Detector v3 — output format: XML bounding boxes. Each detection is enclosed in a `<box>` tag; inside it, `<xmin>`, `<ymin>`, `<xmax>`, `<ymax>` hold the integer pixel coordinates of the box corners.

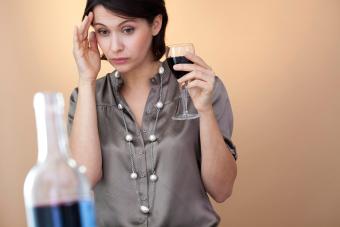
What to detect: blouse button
<box><xmin>139</xmin><ymin>171</ymin><xmax>146</xmax><ymax>177</ymax></box>
<box><xmin>139</xmin><ymin>193</ymin><xmax>147</xmax><ymax>201</ymax></box>
<box><xmin>138</xmin><ymin>217</ymin><xmax>146</xmax><ymax>224</ymax></box>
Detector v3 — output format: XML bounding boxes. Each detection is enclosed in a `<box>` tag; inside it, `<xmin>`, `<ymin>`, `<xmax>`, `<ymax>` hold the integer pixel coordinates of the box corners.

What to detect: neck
<box><xmin>121</xmin><ymin>55</ymin><xmax>160</xmax><ymax>91</ymax></box>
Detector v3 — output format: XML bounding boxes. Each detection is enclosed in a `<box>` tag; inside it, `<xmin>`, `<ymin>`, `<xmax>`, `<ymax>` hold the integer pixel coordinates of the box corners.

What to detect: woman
<box><xmin>68</xmin><ymin>0</ymin><xmax>238</xmax><ymax>226</ymax></box>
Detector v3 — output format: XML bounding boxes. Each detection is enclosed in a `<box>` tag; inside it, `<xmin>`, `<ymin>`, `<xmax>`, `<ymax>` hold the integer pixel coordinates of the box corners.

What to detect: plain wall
<box><xmin>1</xmin><ymin>0</ymin><xmax>339</xmax><ymax>226</ymax></box>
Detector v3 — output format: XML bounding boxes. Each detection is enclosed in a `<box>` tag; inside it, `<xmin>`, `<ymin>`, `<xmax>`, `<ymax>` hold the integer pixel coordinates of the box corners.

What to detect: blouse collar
<box><xmin>111</xmin><ymin>61</ymin><xmax>171</xmax><ymax>90</ymax></box>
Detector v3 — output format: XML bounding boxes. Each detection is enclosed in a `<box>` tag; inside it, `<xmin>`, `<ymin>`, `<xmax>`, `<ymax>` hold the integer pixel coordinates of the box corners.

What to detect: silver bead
<box><xmin>158</xmin><ymin>66</ymin><xmax>165</xmax><ymax>74</ymax></box>
<box><xmin>130</xmin><ymin>172</ymin><xmax>138</xmax><ymax>179</ymax></box>
<box><xmin>140</xmin><ymin>205</ymin><xmax>150</xmax><ymax>214</ymax></box>
<box><xmin>67</xmin><ymin>159</ymin><xmax>77</xmax><ymax>168</ymax></box>
<box><xmin>125</xmin><ymin>134</ymin><xmax>133</xmax><ymax>142</ymax></box>
<box><xmin>150</xmin><ymin>174</ymin><xmax>158</xmax><ymax>182</ymax></box>
<box><xmin>156</xmin><ymin>101</ymin><xmax>163</xmax><ymax>109</ymax></box>
<box><xmin>114</xmin><ymin>71</ymin><xmax>120</xmax><ymax>78</ymax></box>
<box><xmin>78</xmin><ymin>165</ymin><xmax>87</xmax><ymax>174</ymax></box>
<box><xmin>149</xmin><ymin>134</ymin><xmax>156</xmax><ymax>142</ymax></box>
<box><xmin>118</xmin><ymin>103</ymin><xmax>123</xmax><ymax>110</ymax></box>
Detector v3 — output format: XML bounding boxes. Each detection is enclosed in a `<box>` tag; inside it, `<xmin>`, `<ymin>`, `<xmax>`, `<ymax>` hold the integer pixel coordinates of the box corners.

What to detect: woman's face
<box><xmin>92</xmin><ymin>5</ymin><xmax>162</xmax><ymax>73</ymax></box>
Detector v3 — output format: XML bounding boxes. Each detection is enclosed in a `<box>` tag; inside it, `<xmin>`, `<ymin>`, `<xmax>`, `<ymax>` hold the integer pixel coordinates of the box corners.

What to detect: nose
<box><xmin>109</xmin><ymin>34</ymin><xmax>124</xmax><ymax>53</ymax></box>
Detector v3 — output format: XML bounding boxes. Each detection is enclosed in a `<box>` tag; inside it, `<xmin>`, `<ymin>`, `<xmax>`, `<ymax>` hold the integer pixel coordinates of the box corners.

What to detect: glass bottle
<box><xmin>23</xmin><ymin>92</ymin><xmax>96</xmax><ymax>227</ymax></box>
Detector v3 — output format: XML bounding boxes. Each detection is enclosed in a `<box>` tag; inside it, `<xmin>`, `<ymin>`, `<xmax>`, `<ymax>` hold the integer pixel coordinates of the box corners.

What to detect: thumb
<box><xmin>89</xmin><ymin>31</ymin><xmax>99</xmax><ymax>54</ymax></box>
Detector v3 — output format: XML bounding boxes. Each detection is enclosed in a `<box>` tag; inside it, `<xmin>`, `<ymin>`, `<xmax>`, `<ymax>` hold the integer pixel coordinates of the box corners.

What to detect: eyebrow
<box><xmin>93</xmin><ymin>19</ymin><xmax>137</xmax><ymax>27</ymax></box>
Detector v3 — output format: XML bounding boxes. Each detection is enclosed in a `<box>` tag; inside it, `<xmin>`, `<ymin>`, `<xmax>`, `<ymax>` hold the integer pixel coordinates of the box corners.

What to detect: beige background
<box><xmin>1</xmin><ymin>0</ymin><xmax>339</xmax><ymax>226</ymax></box>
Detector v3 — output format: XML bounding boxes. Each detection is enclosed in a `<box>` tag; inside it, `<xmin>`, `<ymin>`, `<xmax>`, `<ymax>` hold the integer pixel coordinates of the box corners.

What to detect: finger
<box><xmin>75</xmin><ymin>24</ymin><xmax>87</xmax><ymax>50</ymax></box>
<box><xmin>73</xmin><ymin>25</ymin><xmax>81</xmax><ymax>50</ymax></box>
<box><xmin>179</xmin><ymin>70</ymin><xmax>216</xmax><ymax>88</ymax></box>
<box><xmin>184</xmin><ymin>52</ymin><xmax>211</xmax><ymax>69</ymax></box>
<box><xmin>177</xmin><ymin>70</ymin><xmax>209</xmax><ymax>84</ymax></box>
<box><xmin>82</xmin><ymin>12</ymin><xmax>94</xmax><ymax>40</ymax></box>
<box><xmin>89</xmin><ymin>31</ymin><xmax>99</xmax><ymax>54</ymax></box>
<box><xmin>175</xmin><ymin>65</ymin><xmax>214</xmax><ymax>82</ymax></box>
<box><xmin>187</xmin><ymin>79</ymin><xmax>210</xmax><ymax>90</ymax></box>
<box><xmin>73</xmin><ymin>25</ymin><xmax>88</xmax><ymax>57</ymax></box>
<box><xmin>73</xmin><ymin>25</ymin><xmax>82</xmax><ymax>51</ymax></box>
<box><xmin>79</xmin><ymin>15</ymin><xmax>89</xmax><ymax>40</ymax></box>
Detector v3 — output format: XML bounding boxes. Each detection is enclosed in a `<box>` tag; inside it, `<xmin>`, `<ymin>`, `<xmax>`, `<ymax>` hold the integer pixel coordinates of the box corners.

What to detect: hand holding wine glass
<box><xmin>167</xmin><ymin>43</ymin><xmax>216</xmax><ymax>120</ymax></box>
<box><xmin>73</xmin><ymin>11</ymin><xmax>101</xmax><ymax>83</ymax></box>
<box><xmin>175</xmin><ymin>52</ymin><xmax>216</xmax><ymax>114</ymax></box>
<box><xmin>167</xmin><ymin>43</ymin><xmax>199</xmax><ymax>120</ymax></box>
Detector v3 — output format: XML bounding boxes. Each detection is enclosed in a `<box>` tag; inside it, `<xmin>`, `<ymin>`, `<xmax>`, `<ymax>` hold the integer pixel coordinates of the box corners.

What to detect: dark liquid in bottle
<box><xmin>29</xmin><ymin>200</ymin><xmax>95</xmax><ymax>227</ymax></box>
<box><xmin>167</xmin><ymin>56</ymin><xmax>193</xmax><ymax>79</ymax></box>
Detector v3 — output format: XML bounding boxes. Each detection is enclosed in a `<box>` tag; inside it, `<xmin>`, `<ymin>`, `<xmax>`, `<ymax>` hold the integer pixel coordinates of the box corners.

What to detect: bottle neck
<box><xmin>34</xmin><ymin>93</ymin><xmax>69</xmax><ymax>163</ymax></box>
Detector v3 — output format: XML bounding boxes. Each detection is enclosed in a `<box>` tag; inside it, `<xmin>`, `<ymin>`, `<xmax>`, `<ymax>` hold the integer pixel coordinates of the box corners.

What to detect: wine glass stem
<box><xmin>182</xmin><ymin>82</ymin><xmax>189</xmax><ymax>115</ymax></box>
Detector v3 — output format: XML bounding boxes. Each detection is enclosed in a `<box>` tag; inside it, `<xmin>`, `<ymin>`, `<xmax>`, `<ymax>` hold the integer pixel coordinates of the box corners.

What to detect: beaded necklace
<box><xmin>114</xmin><ymin>65</ymin><xmax>165</xmax><ymax>214</ymax></box>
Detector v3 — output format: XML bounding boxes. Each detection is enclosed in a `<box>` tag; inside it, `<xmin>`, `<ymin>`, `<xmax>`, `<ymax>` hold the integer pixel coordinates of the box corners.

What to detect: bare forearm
<box><xmin>70</xmin><ymin>79</ymin><xmax>102</xmax><ymax>187</ymax></box>
<box><xmin>200</xmin><ymin>108</ymin><xmax>237</xmax><ymax>203</ymax></box>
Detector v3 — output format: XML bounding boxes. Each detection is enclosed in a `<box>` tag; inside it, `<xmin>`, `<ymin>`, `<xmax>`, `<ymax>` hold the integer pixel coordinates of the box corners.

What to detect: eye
<box><xmin>122</xmin><ymin>27</ymin><xmax>135</xmax><ymax>34</ymax></box>
<box><xmin>97</xmin><ymin>29</ymin><xmax>110</xmax><ymax>37</ymax></box>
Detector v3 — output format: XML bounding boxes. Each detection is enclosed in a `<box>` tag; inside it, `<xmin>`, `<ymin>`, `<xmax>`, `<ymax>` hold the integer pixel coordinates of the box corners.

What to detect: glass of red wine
<box><xmin>167</xmin><ymin>43</ymin><xmax>199</xmax><ymax>120</ymax></box>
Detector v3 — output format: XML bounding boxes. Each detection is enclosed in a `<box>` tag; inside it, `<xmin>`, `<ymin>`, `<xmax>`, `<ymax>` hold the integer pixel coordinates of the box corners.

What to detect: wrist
<box><xmin>197</xmin><ymin>106</ymin><xmax>214</xmax><ymax>116</ymax></box>
<box><xmin>78</xmin><ymin>78</ymin><xmax>96</xmax><ymax>87</ymax></box>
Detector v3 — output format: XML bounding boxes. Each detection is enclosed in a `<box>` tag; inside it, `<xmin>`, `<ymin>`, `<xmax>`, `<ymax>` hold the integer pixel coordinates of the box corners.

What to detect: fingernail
<box><xmin>173</xmin><ymin>65</ymin><xmax>179</xmax><ymax>70</ymax></box>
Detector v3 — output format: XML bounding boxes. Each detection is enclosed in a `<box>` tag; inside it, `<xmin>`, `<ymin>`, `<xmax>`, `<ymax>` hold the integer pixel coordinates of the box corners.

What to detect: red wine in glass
<box><xmin>166</xmin><ymin>56</ymin><xmax>193</xmax><ymax>79</ymax></box>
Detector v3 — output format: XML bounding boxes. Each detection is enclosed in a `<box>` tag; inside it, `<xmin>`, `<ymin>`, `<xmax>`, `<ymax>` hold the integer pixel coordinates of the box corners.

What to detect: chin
<box><xmin>111</xmin><ymin>60</ymin><xmax>142</xmax><ymax>74</ymax></box>
<box><xmin>111</xmin><ymin>63</ymin><xmax>132</xmax><ymax>74</ymax></box>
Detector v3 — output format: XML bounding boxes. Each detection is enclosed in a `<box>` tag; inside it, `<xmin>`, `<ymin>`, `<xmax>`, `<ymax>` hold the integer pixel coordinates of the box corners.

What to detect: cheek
<box><xmin>128</xmin><ymin>32</ymin><xmax>153</xmax><ymax>54</ymax></box>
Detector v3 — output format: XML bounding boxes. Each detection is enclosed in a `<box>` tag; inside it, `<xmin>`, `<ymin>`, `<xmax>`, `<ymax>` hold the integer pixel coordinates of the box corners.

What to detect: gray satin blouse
<box><xmin>67</xmin><ymin>61</ymin><xmax>237</xmax><ymax>227</ymax></box>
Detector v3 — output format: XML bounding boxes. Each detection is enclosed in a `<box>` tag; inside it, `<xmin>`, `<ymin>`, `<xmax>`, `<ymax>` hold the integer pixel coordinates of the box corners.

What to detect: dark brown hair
<box><xmin>82</xmin><ymin>0</ymin><xmax>168</xmax><ymax>61</ymax></box>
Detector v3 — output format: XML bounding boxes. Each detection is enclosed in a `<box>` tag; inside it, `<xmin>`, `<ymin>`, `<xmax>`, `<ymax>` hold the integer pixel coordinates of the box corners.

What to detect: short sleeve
<box><xmin>212</xmin><ymin>76</ymin><xmax>238</xmax><ymax>161</ymax></box>
<box><xmin>67</xmin><ymin>88</ymin><xmax>79</xmax><ymax>136</ymax></box>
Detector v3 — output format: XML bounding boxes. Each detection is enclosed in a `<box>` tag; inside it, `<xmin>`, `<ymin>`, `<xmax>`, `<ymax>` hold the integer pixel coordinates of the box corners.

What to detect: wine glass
<box><xmin>166</xmin><ymin>43</ymin><xmax>199</xmax><ymax>120</ymax></box>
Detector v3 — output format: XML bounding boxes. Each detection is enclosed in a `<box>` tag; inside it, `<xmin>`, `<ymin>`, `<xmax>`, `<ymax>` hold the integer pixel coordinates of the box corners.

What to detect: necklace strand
<box><xmin>115</xmin><ymin>65</ymin><xmax>165</xmax><ymax>214</ymax></box>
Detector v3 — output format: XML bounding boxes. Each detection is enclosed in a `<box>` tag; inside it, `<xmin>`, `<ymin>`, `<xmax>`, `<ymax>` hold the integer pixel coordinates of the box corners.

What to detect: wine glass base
<box><xmin>172</xmin><ymin>113</ymin><xmax>200</xmax><ymax>120</ymax></box>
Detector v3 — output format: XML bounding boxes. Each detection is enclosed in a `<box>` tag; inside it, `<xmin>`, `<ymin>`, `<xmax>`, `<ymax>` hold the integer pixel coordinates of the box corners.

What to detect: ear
<box><xmin>151</xmin><ymin>14</ymin><xmax>163</xmax><ymax>36</ymax></box>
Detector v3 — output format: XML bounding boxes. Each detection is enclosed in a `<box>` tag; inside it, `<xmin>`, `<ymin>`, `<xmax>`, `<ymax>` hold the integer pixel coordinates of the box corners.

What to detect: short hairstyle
<box><xmin>82</xmin><ymin>0</ymin><xmax>168</xmax><ymax>61</ymax></box>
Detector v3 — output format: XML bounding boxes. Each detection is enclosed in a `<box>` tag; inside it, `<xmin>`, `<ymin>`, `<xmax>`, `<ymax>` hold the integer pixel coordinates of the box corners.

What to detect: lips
<box><xmin>109</xmin><ymin>58</ymin><xmax>129</xmax><ymax>65</ymax></box>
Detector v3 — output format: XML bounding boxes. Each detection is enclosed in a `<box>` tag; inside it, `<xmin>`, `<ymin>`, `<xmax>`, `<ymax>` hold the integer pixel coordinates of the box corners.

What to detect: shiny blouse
<box><xmin>67</xmin><ymin>61</ymin><xmax>237</xmax><ymax>227</ymax></box>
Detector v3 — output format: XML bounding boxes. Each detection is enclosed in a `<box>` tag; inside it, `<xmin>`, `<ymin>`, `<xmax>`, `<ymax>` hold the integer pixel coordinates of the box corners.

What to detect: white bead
<box><xmin>158</xmin><ymin>66</ymin><xmax>165</xmax><ymax>74</ymax></box>
<box><xmin>140</xmin><ymin>205</ymin><xmax>150</xmax><ymax>214</ymax></box>
<box><xmin>149</xmin><ymin>134</ymin><xmax>156</xmax><ymax>142</ymax></box>
<box><xmin>67</xmin><ymin>159</ymin><xmax>77</xmax><ymax>168</ymax></box>
<box><xmin>130</xmin><ymin>172</ymin><xmax>138</xmax><ymax>179</ymax></box>
<box><xmin>125</xmin><ymin>134</ymin><xmax>133</xmax><ymax>142</ymax></box>
<box><xmin>118</xmin><ymin>103</ymin><xmax>123</xmax><ymax>110</ymax></box>
<box><xmin>78</xmin><ymin>165</ymin><xmax>87</xmax><ymax>174</ymax></box>
<box><xmin>150</xmin><ymin>174</ymin><xmax>158</xmax><ymax>182</ymax></box>
<box><xmin>156</xmin><ymin>101</ymin><xmax>163</xmax><ymax>109</ymax></box>
<box><xmin>114</xmin><ymin>71</ymin><xmax>120</xmax><ymax>78</ymax></box>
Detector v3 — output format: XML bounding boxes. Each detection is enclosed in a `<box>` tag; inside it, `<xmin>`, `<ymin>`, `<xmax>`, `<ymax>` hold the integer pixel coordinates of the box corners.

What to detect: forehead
<box><xmin>93</xmin><ymin>5</ymin><xmax>140</xmax><ymax>26</ymax></box>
